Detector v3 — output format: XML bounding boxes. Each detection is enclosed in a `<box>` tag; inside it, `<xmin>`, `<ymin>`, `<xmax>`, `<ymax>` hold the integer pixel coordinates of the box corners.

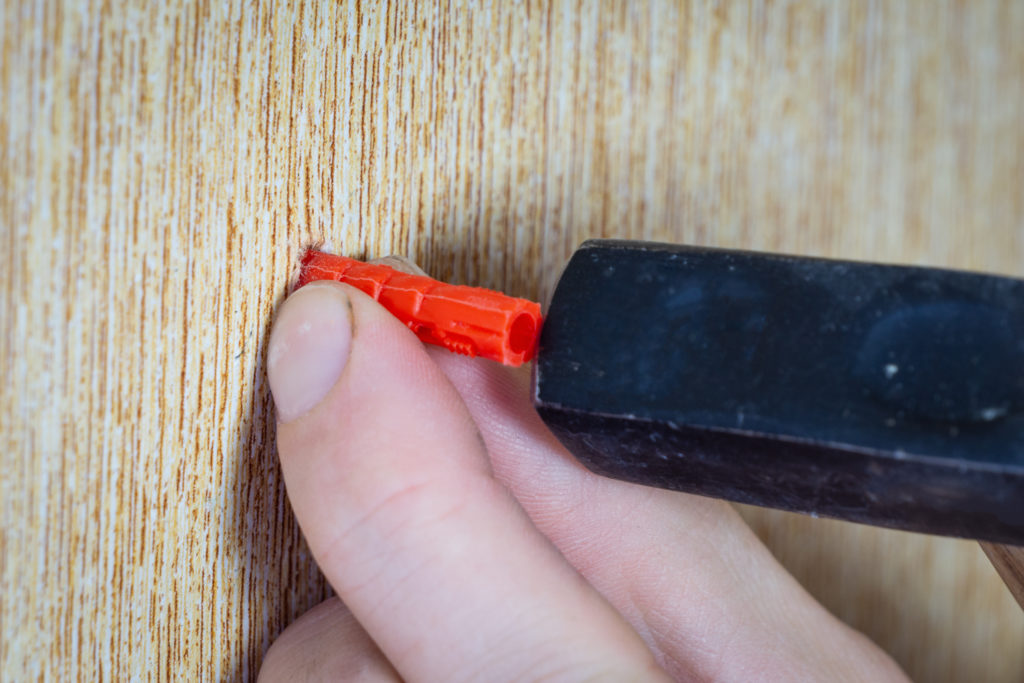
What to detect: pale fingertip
<box><xmin>369</xmin><ymin>254</ymin><xmax>428</xmax><ymax>276</ymax></box>
<box><xmin>268</xmin><ymin>282</ymin><xmax>353</xmax><ymax>423</ymax></box>
<box><xmin>259</xmin><ymin>598</ymin><xmax>401</xmax><ymax>682</ymax></box>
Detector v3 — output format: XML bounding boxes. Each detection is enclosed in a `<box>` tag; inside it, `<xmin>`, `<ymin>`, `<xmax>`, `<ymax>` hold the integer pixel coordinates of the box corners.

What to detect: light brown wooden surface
<box><xmin>2</xmin><ymin>1</ymin><xmax>1023</xmax><ymax>680</ymax></box>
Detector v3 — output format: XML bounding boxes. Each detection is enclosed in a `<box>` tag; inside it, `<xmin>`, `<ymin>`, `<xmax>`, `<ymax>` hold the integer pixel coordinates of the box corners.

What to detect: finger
<box><xmin>268</xmin><ymin>282</ymin><xmax>668</xmax><ymax>682</ymax></box>
<box><xmin>430</xmin><ymin>350</ymin><xmax>908</xmax><ymax>682</ymax></box>
<box><xmin>368</xmin><ymin>254</ymin><xmax>428</xmax><ymax>276</ymax></box>
<box><xmin>259</xmin><ymin>598</ymin><xmax>401</xmax><ymax>682</ymax></box>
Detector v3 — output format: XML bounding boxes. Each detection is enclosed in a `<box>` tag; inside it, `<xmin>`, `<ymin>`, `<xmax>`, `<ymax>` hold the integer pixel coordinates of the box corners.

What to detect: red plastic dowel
<box><xmin>296</xmin><ymin>250</ymin><xmax>543</xmax><ymax>366</ymax></box>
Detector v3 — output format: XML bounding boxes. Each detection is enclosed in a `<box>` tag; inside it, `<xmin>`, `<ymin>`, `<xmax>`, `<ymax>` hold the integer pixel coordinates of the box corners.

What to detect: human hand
<box><xmin>259</xmin><ymin>274</ymin><xmax>908</xmax><ymax>682</ymax></box>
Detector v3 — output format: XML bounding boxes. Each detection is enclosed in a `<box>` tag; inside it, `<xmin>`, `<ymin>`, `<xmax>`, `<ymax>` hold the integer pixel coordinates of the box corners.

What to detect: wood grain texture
<box><xmin>2</xmin><ymin>1</ymin><xmax>1022</xmax><ymax>680</ymax></box>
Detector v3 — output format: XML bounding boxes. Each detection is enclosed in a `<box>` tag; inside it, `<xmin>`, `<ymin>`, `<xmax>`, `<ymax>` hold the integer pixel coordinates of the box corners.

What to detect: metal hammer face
<box><xmin>533</xmin><ymin>240</ymin><xmax>1024</xmax><ymax>544</ymax></box>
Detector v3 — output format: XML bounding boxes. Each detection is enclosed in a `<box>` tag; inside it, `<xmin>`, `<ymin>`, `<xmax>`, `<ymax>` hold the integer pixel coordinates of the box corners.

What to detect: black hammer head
<box><xmin>533</xmin><ymin>240</ymin><xmax>1024</xmax><ymax>544</ymax></box>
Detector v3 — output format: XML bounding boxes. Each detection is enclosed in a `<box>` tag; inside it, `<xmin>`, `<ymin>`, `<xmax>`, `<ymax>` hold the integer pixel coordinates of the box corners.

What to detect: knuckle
<box><xmin>319</xmin><ymin>473</ymin><xmax>481</xmax><ymax>594</ymax></box>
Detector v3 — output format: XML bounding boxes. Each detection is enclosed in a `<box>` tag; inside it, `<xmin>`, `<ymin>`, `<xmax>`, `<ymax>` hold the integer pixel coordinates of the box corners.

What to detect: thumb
<box><xmin>266</xmin><ymin>281</ymin><xmax>666</xmax><ymax>681</ymax></box>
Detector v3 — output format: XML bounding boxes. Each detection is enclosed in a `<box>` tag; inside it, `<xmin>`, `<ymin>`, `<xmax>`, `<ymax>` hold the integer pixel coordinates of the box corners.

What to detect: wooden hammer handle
<box><xmin>980</xmin><ymin>543</ymin><xmax>1024</xmax><ymax>610</ymax></box>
